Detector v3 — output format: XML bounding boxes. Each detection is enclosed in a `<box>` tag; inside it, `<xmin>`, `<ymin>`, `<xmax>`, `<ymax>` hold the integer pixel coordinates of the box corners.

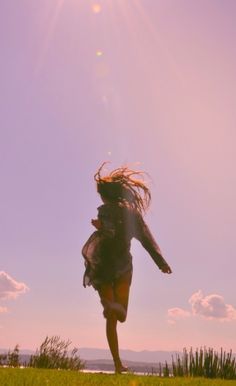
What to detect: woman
<box><xmin>82</xmin><ymin>163</ymin><xmax>172</xmax><ymax>373</ymax></box>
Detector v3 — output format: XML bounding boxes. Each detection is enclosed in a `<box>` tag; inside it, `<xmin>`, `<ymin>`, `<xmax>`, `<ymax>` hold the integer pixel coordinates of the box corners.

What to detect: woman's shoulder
<box><xmin>119</xmin><ymin>204</ymin><xmax>145</xmax><ymax>225</ymax></box>
<box><xmin>97</xmin><ymin>202</ymin><xmax>144</xmax><ymax>220</ymax></box>
<box><xmin>97</xmin><ymin>203</ymin><xmax>120</xmax><ymax>216</ymax></box>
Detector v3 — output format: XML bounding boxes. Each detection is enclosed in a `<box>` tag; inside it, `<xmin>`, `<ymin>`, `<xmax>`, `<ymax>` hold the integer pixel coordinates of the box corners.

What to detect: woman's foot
<box><xmin>101</xmin><ymin>298</ymin><xmax>126</xmax><ymax>321</ymax></box>
<box><xmin>115</xmin><ymin>360</ymin><xmax>129</xmax><ymax>374</ymax></box>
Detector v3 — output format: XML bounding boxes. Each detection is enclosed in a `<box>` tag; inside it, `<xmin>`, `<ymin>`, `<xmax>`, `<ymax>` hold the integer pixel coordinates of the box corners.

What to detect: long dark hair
<box><xmin>94</xmin><ymin>162</ymin><xmax>151</xmax><ymax>213</ymax></box>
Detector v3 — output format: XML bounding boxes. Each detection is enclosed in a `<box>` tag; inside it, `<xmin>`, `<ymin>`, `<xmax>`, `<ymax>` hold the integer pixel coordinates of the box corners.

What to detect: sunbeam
<box><xmin>34</xmin><ymin>0</ymin><xmax>65</xmax><ymax>75</ymax></box>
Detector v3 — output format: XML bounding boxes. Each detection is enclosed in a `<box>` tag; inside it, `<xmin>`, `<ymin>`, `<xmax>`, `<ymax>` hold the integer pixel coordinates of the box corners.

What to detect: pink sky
<box><xmin>1</xmin><ymin>0</ymin><xmax>236</xmax><ymax>353</ymax></box>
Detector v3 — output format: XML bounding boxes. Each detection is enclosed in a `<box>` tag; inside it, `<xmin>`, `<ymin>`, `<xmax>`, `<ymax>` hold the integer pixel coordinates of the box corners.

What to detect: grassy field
<box><xmin>0</xmin><ymin>369</ymin><xmax>236</xmax><ymax>386</ymax></box>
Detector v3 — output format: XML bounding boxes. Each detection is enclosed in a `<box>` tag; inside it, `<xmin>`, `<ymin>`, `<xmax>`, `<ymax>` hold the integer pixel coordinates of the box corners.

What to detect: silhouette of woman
<box><xmin>82</xmin><ymin>163</ymin><xmax>172</xmax><ymax>373</ymax></box>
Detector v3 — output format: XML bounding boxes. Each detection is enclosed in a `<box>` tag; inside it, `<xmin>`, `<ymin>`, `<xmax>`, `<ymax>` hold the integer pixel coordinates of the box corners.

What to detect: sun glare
<box><xmin>92</xmin><ymin>3</ymin><xmax>102</xmax><ymax>14</ymax></box>
<box><xmin>96</xmin><ymin>50</ymin><xmax>103</xmax><ymax>57</ymax></box>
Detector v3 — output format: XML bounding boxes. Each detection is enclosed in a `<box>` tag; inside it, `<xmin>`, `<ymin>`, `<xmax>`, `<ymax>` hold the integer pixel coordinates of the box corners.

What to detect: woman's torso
<box><xmin>97</xmin><ymin>202</ymin><xmax>138</xmax><ymax>280</ymax></box>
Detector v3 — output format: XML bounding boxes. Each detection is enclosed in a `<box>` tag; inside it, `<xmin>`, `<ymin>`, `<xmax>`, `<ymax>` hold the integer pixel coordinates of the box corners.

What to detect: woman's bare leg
<box><xmin>98</xmin><ymin>273</ymin><xmax>132</xmax><ymax>373</ymax></box>
<box><xmin>106</xmin><ymin>314</ymin><xmax>121</xmax><ymax>369</ymax></box>
<box><xmin>99</xmin><ymin>285</ymin><xmax>124</xmax><ymax>372</ymax></box>
<box><xmin>112</xmin><ymin>272</ymin><xmax>132</xmax><ymax>372</ymax></box>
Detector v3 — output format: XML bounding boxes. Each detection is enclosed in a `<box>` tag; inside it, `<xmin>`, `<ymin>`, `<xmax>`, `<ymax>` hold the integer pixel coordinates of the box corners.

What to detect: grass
<box><xmin>1</xmin><ymin>368</ymin><xmax>236</xmax><ymax>386</ymax></box>
<box><xmin>171</xmin><ymin>348</ymin><xmax>236</xmax><ymax>379</ymax></box>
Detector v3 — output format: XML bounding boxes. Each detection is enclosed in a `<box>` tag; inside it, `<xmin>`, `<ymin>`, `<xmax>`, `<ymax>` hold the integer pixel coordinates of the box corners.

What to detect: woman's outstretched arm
<box><xmin>134</xmin><ymin>212</ymin><xmax>172</xmax><ymax>274</ymax></box>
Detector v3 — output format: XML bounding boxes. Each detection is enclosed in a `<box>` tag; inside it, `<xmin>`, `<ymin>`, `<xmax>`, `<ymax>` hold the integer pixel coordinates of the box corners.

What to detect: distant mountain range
<box><xmin>78</xmin><ymin>348</ymin><xmax>182</xmax><ymax>372</ymax></box>
<box><xmin>0</xmin><ymin>347</ymin><xmax>236</xmax><ymax>373</ymax></box>
<box><xmin>1</xmin><ymin>347</ymin><xmax>235</xmax><ymax>373</ymax></box>
<box><xmin>78</xmin><ymin>348</ymin><xmax>181</xmax><ymax>363</ymax></box>
<box><xmin>0</xmin><ymin>347</ymin><xmax>180</xmax><ymax>363</ymax></box>
<box><xmin>0</xmin><ymin>347</ymin><xmax>180</xmax><ymax>373</ymax></box>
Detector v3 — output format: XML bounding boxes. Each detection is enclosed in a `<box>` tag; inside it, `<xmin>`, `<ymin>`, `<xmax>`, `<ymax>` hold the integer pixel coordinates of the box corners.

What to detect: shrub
<box><xmin>0</xmin><ymin>345</ymin><xmax>20</xmax><ymax>367</ymax></box>
<box><xmin>29</xmin><ymin>336</ymin><xmax>84</xmax><ymax>370</ymax></box>
<box><xmin>7</xmin><ymin>345</ymin><xmax>20</xmax><ymax>367</ymax></box>
<box><xmin>0</xmin><ymin>353</ymin><xmax>7</xmax><ymax>366</ymax></box>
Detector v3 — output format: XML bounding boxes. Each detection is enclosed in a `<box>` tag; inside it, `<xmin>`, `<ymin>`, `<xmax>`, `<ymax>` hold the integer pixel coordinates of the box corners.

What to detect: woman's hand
<box><xmin>161</xmin><ymin>263</ymin><xmax>172</xmax><ymax>274</ymax></box>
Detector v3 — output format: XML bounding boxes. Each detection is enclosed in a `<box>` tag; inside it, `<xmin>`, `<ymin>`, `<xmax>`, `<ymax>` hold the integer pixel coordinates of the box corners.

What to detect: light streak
<box><xmin>34</xmin><ymin>0</ymin><xmax>65</xmax><ymax>75</ymax></box>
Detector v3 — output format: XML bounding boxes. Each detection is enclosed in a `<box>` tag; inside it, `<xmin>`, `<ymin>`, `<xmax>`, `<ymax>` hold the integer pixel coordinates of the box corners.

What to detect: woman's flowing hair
<box><xmin>94</xmin><ymin>162</ymin><xmax>151</xmax><ymax>213</ymax></box>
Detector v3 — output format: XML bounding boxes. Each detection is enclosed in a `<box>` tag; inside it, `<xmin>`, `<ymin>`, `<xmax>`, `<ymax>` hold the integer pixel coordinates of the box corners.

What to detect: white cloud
<box><xmin>0</xmin><ymin>271</ymin><xmax>29</xmax><ymax>300</ymax></box>
<box><xmin>168</xmin><ymin>290</ymin><xmax>236</xmax><ymax>324</ymax></box>
<box><xmin>189</xmin><ymin>290</ymin><xmax>236</xmax><ymax>321</ymax></box>
<box><xmin>168</xmin><ymin>307</ymin><xmax>191</xmax><ymax>319</ymax></box>
<box><xmin>167</xmin><ymin>307</ymin><xmax>191</xmax><ymax>324</ymax></box>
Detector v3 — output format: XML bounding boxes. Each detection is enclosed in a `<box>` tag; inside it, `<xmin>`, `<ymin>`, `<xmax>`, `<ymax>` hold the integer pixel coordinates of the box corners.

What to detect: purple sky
<box><xmin>1</xmin><ymin>0</ymin><xmax>236</xmax><ymax>352</ymax></box>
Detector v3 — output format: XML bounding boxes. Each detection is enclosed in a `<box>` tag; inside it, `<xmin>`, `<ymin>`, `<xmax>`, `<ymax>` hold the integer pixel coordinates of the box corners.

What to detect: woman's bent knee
<box><xmin>118</xmin><ymin>313</ymin><xmax>127</xmax><ymax>323</ymax></box>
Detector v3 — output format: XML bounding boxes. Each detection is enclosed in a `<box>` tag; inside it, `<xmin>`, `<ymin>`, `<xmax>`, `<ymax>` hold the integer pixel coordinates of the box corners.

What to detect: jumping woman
<box><xmin>82</xmin><ymin>163</ymin><xmax>172</xmax><ymax>373</ymax></box>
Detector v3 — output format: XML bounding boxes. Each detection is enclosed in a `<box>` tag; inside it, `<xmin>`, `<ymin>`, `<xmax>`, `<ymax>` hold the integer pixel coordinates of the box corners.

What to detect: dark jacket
<box><xmin>82</xmin><ymin>202</ymin><xmax>168</xmax><ymax>288</ymax></box>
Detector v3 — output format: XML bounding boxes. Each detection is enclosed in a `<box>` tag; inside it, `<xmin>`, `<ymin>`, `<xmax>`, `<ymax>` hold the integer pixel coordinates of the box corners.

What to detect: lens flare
<box><xmin>92</xmin><ymin>4</ymin><xmax>101</xmax><ymax>14</ymax></box>
<box><xmin>96</xmin><ymin>50</ymin><xmax>103</xmax><ymax>57</ymax></box>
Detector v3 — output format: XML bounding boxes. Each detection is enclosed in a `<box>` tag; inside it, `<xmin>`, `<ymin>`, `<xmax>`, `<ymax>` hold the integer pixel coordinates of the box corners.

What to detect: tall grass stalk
<box><xmin>171</xmin><ymin>347</ymin><xmax>236</xmax><ymax>379</ymax></box>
